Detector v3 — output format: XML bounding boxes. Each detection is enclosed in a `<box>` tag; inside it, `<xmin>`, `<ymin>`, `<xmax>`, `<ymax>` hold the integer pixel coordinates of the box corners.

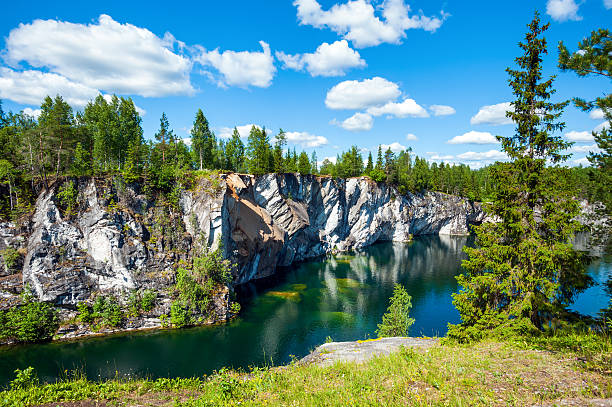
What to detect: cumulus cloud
<box><xmin>567</xmin><ymin>143</ymin><xmax>601</xmax><ymax>154</ymax></box>
<box><xmin>333</xmin><ymin>112</ymin><xmax>374</xmax><ymax>131</ymax></box>
<box><xmin>565</xmin><ymin>130</ymin><xmax>593</xmax><ymax>142</ymax></box>
<box><xmin>470</xmin><ymin>102</ymin><xmax>513</xmax><ymax>125</ymax></box>
<box><xmin>381</xmin><ymin>142</ymin><xmax>408</xmax><ymax>153</ymax></box>
<box><xmin>195</xmin><ymin>41</ymin><xmax>276</xmax><ymax>88</ymax></box>
<box><xmin>217</xmin><ymin>124</ymin><xmax>263</xmax><ymax>139</ymax></box>
<box><xmin>4</xmin><ymin>14</ymin><xmax>193</xmax><ymax>98</ymax></box>
<box><xmin>571</xmin><ymin>157</ymin><xmax>590</xmax><ymax>166</ymax></box>
<box><xmin>546</xmin><ymin>0</ymin><xmax>582</xmax><ymax>22</ymax></box>
<box><xmin>276</xmin><ymin>40</ymin><xmax>365</xmax><ymax>77</ymax></box>
<box><xmin>448</xmin><ymin>131</ymin><xmax>499</xmax><ymax>145</ymax></box>
<box><xmin>0</xmin><ymin>67</ymin><xmax>99</xmax><ymax>106</ymax></box>
<box><xmin>589</xmin><ymin>109</ymin><xmax>605</xmax><ymax>120</ymax></box>
<box><xmin>325</xmin><ymin>77</ymin><xmax>400</xmax><ymax>110</ymax></box>
<box><xmin>285</xmin><ymin>131</ymin><xmax>328</xmax><ymax>148</ymax></box>
<box><xmin>293</xmin><ymin>0</ymin><xmax>447</xmax><ymax>48</ymax></box>
<box><xmin>405</xmin><ymin>133</ymin><xmax>418</xmax><ymax>141</ymax></box>
<box><xmin>367</xmin><ymin>98</ymin><xmax>429</xmax><ymax>118</ymax></box>
<box><xmin>429</xmin><ymin>104</ymin><xmax>456</xmax><ymax>116</ymax></box>
<box><xmin>22</xmin><ymin>107</ymin><xmax>41</xmax><ymax>119</ymax></box>
<box><xmin>594</xmin><ymin>121</ymin><xmax>610</xmax><ymax>133</ymax></box>
<box><xmin>456</xmin><ymin>150</ymin><xmax>508</xmax><ymax>161</ymax></box>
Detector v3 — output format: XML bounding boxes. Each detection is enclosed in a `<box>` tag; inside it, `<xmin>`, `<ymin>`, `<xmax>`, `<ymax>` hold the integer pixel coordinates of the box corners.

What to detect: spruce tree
<box><xmin>298</xmin><ymin>151</ymin><xmax>311</xmax><ymax>175</ymax></box>
<box><xmin>448</xmin><ymin>13</ymin><xmax>592</xmax><ymax>342</ymax></box>
<box><xmin>226</xmin><ymin>128</ymin><xmax>245</xmax><ymax>172</ymax></box>
<box><xmin>273</xmin><ymin>129</ymin><xmax>287</xmax><ymax>172</ymax></box>
<box><xmin>365</xmin><ymin>152</ymin><xmax>374</xmax><ymax>175</ymax></box>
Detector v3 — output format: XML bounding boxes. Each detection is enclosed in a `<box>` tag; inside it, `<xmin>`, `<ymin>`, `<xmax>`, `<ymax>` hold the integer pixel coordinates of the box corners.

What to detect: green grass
<box><xmin>2</xmin><ymin>331</ymin><xmax>610</xmax><ymax>406</ymax></box>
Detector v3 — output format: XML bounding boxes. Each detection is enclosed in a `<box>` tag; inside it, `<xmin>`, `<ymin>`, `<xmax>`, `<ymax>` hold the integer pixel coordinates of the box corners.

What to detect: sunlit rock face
<box><xmin>16</xmin><ymin>173</ymin><xmax>484</xmax><ymax>304</ymax></box>
<box><xmin>218</xmin><ymin>174</ymin><xmax>484</xmax><ymax>284</ymax></box>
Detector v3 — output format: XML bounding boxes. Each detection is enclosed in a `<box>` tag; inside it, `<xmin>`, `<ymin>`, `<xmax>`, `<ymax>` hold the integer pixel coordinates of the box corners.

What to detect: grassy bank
<box><xmin>1</xmin><ymin>331</ymin><xmax>610</xmax><ymax>406</ymax></box>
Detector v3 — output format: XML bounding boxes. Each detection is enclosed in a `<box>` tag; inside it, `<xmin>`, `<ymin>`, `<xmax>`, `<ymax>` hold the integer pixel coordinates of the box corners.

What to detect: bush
<box><xmin>1</xmin><ymin>247</ymin><xmax>20</xmax><ymax>270</ymax></box>
<box><xmin>0</xmin><ymin>295</ymin><xmax>59</xmax><ymax>343</ymax></box>
<box><xmin>10</xmin><ymin>367</ymin><xmax>38</xmax><ymax>390</ymax></box>
<box><xmin>56</xmin><ymin>180</ymin><xmax>78</xmax><ymax>216</ymax></box>
<box><xmin>91</xmin><ymin>295</ymin><xmax>123</xmax><ymax>328</ymax></box>
<box><xmin>376</xmin><ymin>284</ymin><xmax>415</xmax><ymax>338</ymax></box>
<box><xmin>141</xmin><ymin>290</ymin><xmax>157</xmax><ymax>312</ymax></box>
<box><xmin>170</xmin><ymin>300</ymin><xmax>191</xmax><ymax>328</ymax></box>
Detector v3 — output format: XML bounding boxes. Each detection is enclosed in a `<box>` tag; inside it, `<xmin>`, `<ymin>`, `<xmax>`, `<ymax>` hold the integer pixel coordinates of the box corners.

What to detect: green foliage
<box><xmin>141</xmin><ymin>289</ymin><xmax>157</xmax><ymax>312</ymax></box>
<box><xmin>56</xmin><ymin>180</ymin><xmax>78</xmax><ymax>216</ymax></box>
<box><xmin>376</xmin><ymin>284</ymin><xmax>415</xmax><ymax>338</ymax></box>
<box><xmin>229</xmin><ymin>302</ymin><xmax>241</xmax><ymax>315</ymax></box>
<box><xmin>1</xmin><ymin>247</ymin><xmax>20</xmax><ymax>269</ymax></box>
<box><xmin>172</xmin><ymin>243</ymin><xmax>232</xmax><ymax>327</ymax></box>
<box><xmin>0</xmin><ymin>294</ymin><xmax>59</xmax><ymax>343</ymax></box>
<box><xmin>449</xmin><ymin>13</ymin><xmax>592</xmax><ymax>343</ymax></box>
<box><xmin>88</xmin><ymin>295</ymin><xmax>123</xmax><ymax>328</ymax></box>
<box><xmin>124</xmin><ymin>289</ymin><xmax>157</xmax><ymax>317</ymax></box>
<box><xmin>246</xmin><ymin>126</ymin><xmax>272</xmax><ymax>175</ymax></box>
<box><xmin>170</xmin><ymin>300</ymin><xmax>192</xmax><ymax>328</ymax></box>
<box><xmin>10</xmin><ymin>367</ymin><xmax>39</xmax><ymax>391</ymax></box>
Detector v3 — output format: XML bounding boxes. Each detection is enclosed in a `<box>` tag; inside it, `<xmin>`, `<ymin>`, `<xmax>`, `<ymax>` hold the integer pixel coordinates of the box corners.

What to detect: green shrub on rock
<box><xmin>0</xmin><ymin>294</ymin><xmax>59</xmax><ymax>343</ymax></box>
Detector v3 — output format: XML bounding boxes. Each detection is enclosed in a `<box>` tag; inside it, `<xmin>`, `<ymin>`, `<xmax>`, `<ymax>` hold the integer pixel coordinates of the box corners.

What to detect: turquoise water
<box><xmin>0</xmin><ymin>235</ymin><xmax>609</xmax><ymax>387</ymax></box>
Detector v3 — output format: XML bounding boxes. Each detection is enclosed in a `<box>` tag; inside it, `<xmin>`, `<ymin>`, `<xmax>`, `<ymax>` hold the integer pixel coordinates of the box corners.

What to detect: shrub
<box><xmin>170</xmin><ymin>300</ymin><xmax>191</xmax><ymax>328</ymax></box>
<box><xmin>91</xmin><ymin>295</ymin><xmax>123</xmax><ymax>328</ymax></box>
<box><xmin>376</xmin><ymin>284</ymin><xmax>415</xmax><ymax>338</ymax></box>
<box><xmin>57</xmin><ymin>180</ymin><xmax>78</xmax><ymax>216</ymax></box>
<box><xmin>1</xmin><ymin>247</ymin><xmax>20</xmax><ymax>269</ymax></box>
<box><xmin>76</xmin><ymin>302</ymin><xmax>93</xmax><ymax>324</ymax></box>
<box><xmin>141</xmin><ymin>290</ymin><xmax>157</xmax><ymax>312</ymax></box>
<box><xmin>0</xmin><ymin>295</ymin><xmax>59</xmax><ymax>343</ymax></box>
<box><xmin>10</xmin><ymin>367</ymin><xmax>38</xmax><ymax>390</ymax></box>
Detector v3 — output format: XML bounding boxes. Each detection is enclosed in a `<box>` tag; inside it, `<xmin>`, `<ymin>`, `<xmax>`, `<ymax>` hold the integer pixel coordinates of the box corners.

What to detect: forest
<box><xmin>0</xmin><ymin>93</ymin><xmax>596</xmax><ymax>221</ymax></box>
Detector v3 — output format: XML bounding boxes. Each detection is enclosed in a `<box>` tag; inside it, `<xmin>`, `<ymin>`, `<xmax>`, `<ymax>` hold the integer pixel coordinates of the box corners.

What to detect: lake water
<box><xmin>0</xmin><ymin>235</ymin><xmax>609</xmax><ymax>387</ymax></box>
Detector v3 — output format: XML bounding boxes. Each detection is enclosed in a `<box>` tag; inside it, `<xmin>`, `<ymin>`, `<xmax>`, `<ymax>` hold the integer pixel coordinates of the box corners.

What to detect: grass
<box><xmin>1</xmin><ymin>331</ymin><xmax>610</xmax><ymax>406</ymax></box>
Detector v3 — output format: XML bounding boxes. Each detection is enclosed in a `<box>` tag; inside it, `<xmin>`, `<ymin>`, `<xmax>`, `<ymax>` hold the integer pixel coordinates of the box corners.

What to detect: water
<box><xmin>0</xmin><ymin>235</ymin><xmax>609</xmax><ymax>387</ymax></box>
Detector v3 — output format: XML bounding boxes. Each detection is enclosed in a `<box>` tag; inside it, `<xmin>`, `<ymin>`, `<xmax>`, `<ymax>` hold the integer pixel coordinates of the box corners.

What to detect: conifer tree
<box><xmin>226</xmin><ymin>128</ymin><xmax>245</xmax><ymax>172</ymax></box>
<box><xmin>365</xmin><ymin>152</ymin><xmax>374</xmax><ymax>175</ymax></box>
<box><xmin>273</xmin><ymin>129</ymin><xmax>287</xmax><ymax>172</ymax></box>
<box><xmin>310</xmin><ymin>151</ymin><xmax>318</xmax><ymax>174</ymax></box>
<box><xmin>298</xmin><ymin>151</ymin><xmax>311</xmax><ymax>175</ymax></box>
<box><xmin>448</xmin><ymin>13</ymin><xmax>591</xmax><ymax>342</ymax></box>
<box><xmin>155</xmin><ymin>113</ymin><xmax>173</xmax><ymax>164</ymax></box>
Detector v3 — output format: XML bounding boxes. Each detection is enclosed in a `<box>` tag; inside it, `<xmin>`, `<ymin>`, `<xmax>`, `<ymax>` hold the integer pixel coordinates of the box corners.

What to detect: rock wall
<box><xmin>1</xmin><ymin>173</ymin><xmax>484</xmax><ymax>311</ymax></box>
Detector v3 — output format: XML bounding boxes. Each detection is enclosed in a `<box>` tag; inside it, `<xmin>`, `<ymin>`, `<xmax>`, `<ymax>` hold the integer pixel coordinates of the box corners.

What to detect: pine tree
<box><xmin>448</xmin><ymin>13</ymin><xmax>592</xmax><ymax>342</ymax></box>
<box><xmin>155</xmin><ymin>113</ymin><xmax>172</xmax><ymax>164</ymax></box>
<box><xmin>298</xmin><ymin>151</ymin><xmax>311</xmax><ymax>175</ymax></box>
<box><xmin>310</xmin><ymin>151</ymin><xmax>318</xmax><ymax>174</ymax></box>
<box><xmin>273</xmin><ymin>129</ymin><xmax>287</xmax><ymax>172</ymax></box>
<box><xmin>365</xmin><ymin>152</ymin><xmax>373</xmax><ymax>175</ymax></box>
<box><xmin>226</xmin><ymin>128</ymin><xmax>245</xmax><ymax>172</ymax></box>
<box><xmin>376</xmin><ymin>284</ymin><xmax>415</xmax><ymax>338</ymax></box>
<box><xmin>246</xmin><ymin>126</ymin><xmax>271</xmax><ymax>175</ymax></box>
<box><xmin>375</xmin><ymin>145</ymin><xmax>383</xmax><ymax>171</ymax></box>
<box><xmin>38</xmin><ymin>95</ymin><xmax>74</xmax><ymax>179</ymax></box>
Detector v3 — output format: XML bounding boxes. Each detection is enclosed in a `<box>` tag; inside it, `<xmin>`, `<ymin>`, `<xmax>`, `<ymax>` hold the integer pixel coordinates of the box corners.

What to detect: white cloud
<box><xmin>195</xmin><ymin>41</ymin><xmax>276</xmax><ymax>88</ymax></box>
<box><xmin>571</xmin><ymin>157</ymin><xmax>590</xmax><ymax>166</ymax></box>
<box><xmin>594</xmin><ymin>121</ymin><xmax>610</xmax><ymax>133</ymax></box>
<box><xmin>448</xmin><ymin>131</ymin><xmax>499</xmax><ymax>145</ymax></box>
<box><xmin>605</xmin><ymin>0</ymin><xmax>612</xmax><ymax>9</ymax></box>
<box><xmin>567</xmin><ymin>143</ymin><xmax>601</xmax><ymax>154</ymax></box>
<box><xmin>333</xmin><ymin>112</ymin><xmax>374</xmax><ymax>131</ymax></box>
<box><xmin>22</xmin><ymin>107</ymin><xmax>41</xmax><ymax>119</ymax></box>
<box><xmin>366</xmin><ymin>98</ymin><xmax>429</xmax><ymax>118</ymax></box>
<box><xmin>293</xmin><ymin>0</ymin><xmax>447</xmax><ymax>48</ymax></box>
<box><xmin>325</xmin><ymin>77</ymin><xmax>400</xmax><ymax>110</ymax></box>
<box><xmin>182</xmin><ymin>137</ymin><xmax>192</xmax><ymax>147</ymax></box>
<box><xmin>589</xmin><ymin>109</ymin><xmax>605</xmax><ymax>120</ymax></box>
<box><xmin>321</xmin><ymin>156</ymin><xmax>337</xmax><ymax>165</ymax></box>
<box><xmin>0</xmin><ymin>67</ymin><xmax>99</xmax><ymax>106</ymax></box>
<box><xmin>456</xmin><ymin>150</ymin><xmax>508</xmax><ymax>161</ymax></box>
<box><xmin>546</xmin><ymin>0</ymin><xmax>582</xmax><ymax>22</ymax></box>
<box><xmin>381</xmin><ymin>142</ymin><xmax>407</xmax><ymax>153</ymax></box>
<box><xmin>405</xmin><ymin>133</ymin><xmax>418</xmax><ymax>141</ymax></box>
<box><xmin>5</xmin><ymin>14</ymin><xmax>193</xmax><ymax>97</ymax></box>
<box><xmin>565</xmin><ymin>130</ymin><xmax>593</xmax><ymax>142</ymax></box>
<box><xmin>101</xmin><ymin>94</ymin><xmax>146</xmax><ymax>116</ymax></box>
<box><xmin>429</xmin><ymin>104</ymin><xmax>456</xmax><ymax>116</ymax></box>
<box><xmin>285</xmin><ymin>131</ymin><xmax>328</xmax><ymax>148</ymax></box>
<box><xmin>470</xmin><ymin>102</ymin><xmax>513</xmax><ymax>125</ymax></box>
<box><xmin>218</xmin><ymin>124</ymin><xmax>263</xmax><ymax>139</ymax></box>
<box><xmin>276</xmin><ymin>40</ymin><xmax>365</xmax><ymax>77</ymax></box>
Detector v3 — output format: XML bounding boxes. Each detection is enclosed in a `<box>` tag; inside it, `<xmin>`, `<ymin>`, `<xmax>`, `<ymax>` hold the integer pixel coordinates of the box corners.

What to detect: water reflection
<box><xmin>0</xmin><ymin>234</ymin><xmax>608</xmax><ymax>387</ymax></box>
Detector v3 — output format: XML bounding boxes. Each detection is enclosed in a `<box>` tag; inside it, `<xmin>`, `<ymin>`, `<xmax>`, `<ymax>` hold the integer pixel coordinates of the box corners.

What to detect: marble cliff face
<box><xmin>0</xmin><ymin>173</ymin><xmax>484</xmax><ymax>310</ymax></box>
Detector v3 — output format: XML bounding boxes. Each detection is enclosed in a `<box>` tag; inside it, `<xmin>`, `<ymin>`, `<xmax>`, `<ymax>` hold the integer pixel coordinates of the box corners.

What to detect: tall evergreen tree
<box><xmin>365</xmin><ymin>152</ymin><xmax>374</xmax><ymax>175</ymax></box>
<box><xmin>226</xmin><ymin>128</ymin><xmax>245</xmax><ymax>172</ymax></box>
<box><xmin>273</xmin><ymin>129</ymin><xmax>287</xmax><ymax>173</ymax></box>
<box><xmin>448</xmin><ymin>13</ymin><xmax>591</xmax><ymax>342</ymax></box>
<box><xmin>155</xmin><ymin>113</ymin><xmax>173</xmax><ymax>164</ymax></box>
<box><xmin>246</xmin><ymin>126</ymin><xmax>271</xmax><ymax>175</ymax></box>
<box><xmin>298</xmin><ymin>151</ymin><xmax>311</xmax><ymax>175</ymax></box>
<box><xmin>310</xmin><ymin>151</ymin><xmax>318</xmax><ymax>174</ymax></box>
<box><xmin>38</xmin><ymin>95</ymin><xmax>74</xmax><ymax>179</ymax></box>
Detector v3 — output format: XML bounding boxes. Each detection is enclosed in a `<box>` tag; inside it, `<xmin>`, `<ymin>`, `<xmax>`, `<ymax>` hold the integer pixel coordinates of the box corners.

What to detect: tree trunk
<box><xmin>199</xmin><ymin>149</ymin><xmax>203</xmax><ymax>171</ymax></box>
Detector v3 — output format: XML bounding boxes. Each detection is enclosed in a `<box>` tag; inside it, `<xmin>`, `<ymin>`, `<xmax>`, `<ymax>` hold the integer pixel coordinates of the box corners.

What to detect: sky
<box><xmin>0</xmin><ymin>0</ymin><xmax>610</xmax><ymax>169</ymax></box>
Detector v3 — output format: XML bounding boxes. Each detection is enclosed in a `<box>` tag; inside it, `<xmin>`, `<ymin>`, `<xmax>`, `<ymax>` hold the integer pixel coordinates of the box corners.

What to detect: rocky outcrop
<box><xmin>1</xmin><ymin>173</ymin><xmax>484</xmax><ymax>321</ymax></box>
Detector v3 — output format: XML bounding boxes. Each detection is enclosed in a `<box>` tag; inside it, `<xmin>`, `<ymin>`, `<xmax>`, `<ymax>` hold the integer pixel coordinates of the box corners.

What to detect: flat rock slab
<box><xmin>301</xmin><ymin>337</ymin><xmax>438</xmax><ymax>367</ymax></box>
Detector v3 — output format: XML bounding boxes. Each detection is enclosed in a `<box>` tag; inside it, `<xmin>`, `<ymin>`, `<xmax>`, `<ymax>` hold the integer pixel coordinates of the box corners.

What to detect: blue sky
<box><xmin>1</xmin><ymin>0</ymin><xmax>610</xmax><ymax>168</ymax></box>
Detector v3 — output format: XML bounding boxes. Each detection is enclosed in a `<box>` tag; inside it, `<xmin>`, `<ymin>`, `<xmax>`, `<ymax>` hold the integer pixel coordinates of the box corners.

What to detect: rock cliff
<box><xmin>0</xmin><ymin>173</ymin><xmax>483</xmax><ymax>338</ymax></box>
